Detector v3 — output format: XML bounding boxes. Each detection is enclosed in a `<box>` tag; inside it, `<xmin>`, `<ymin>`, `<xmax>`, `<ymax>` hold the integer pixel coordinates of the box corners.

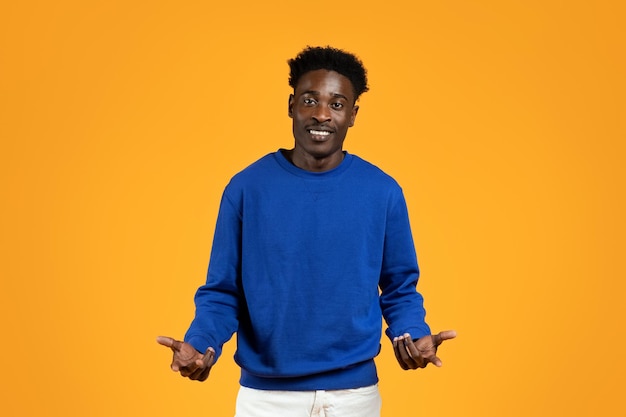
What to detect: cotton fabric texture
<box><xmin>185</xmin><ymin>150</ymin><xmax>430</xmax><ymax>390</ymax></box>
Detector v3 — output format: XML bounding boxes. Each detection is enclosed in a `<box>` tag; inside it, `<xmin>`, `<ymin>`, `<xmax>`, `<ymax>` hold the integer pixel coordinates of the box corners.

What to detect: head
<box><xmin>286</xmin><ymin>47</ymin><xmax>369</xmax><ymax>171</ymax></box>
<box><xmin>288</xmin><ymin>46</ymin><xmax>369</xmax><ymax>103</ymax></box>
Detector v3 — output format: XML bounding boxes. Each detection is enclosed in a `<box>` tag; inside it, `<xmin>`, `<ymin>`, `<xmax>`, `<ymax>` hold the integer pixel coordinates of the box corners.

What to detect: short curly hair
<box><xmin>288</xmin><ymin>46</ymin><xmax>369</xmax><ymax>102</ymax></box>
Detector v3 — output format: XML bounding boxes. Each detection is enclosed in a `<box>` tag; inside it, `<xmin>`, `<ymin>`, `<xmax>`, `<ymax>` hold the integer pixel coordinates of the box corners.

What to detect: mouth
<box><xmin>307</xmin><ymin>128</ymin><xmax>333</xmax><ymax>140</ymax></box>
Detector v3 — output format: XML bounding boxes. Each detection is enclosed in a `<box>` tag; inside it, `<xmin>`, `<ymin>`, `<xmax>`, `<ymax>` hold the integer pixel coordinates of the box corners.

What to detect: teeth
<box><xmin>309</xmin><ymin>130</ymin><xmax>330</xmax><ymax>136</ymax></box>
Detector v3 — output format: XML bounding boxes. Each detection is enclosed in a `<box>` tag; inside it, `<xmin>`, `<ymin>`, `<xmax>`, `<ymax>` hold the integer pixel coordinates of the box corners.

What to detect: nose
<box><xmin>312</xmin><ymin>103</ymin><xmax>331</xmax><ymax>123</ymax></box>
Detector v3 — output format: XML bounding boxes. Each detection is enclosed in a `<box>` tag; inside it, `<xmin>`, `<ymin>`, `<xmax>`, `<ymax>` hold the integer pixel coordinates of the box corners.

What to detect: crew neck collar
<box><xmin>275</xmin><ymin>149</ymin><xmax>353</xmax><ymax>178</ymax></box>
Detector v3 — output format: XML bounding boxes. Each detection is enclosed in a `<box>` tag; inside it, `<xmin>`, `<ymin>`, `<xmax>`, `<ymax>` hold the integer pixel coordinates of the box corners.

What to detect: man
<box><xmin>158</xmin><ymin>46</ymin><xmax>456</xmax><ymax>417</ymax></box>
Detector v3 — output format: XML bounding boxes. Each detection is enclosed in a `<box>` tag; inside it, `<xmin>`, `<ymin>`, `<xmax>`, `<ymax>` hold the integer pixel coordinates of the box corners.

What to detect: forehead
<box><xmin>295</xmin><ymin>69</ymin><xmax>355</xmax><ymax>100</ymax></box>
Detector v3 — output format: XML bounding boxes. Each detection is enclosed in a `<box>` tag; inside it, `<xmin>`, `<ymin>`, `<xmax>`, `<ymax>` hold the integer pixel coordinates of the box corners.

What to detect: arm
<box><xmin>158</xmin><ymin>188</ymin><xmax>243</xmax><ymax>381</ymax></box>
<box><xmin>184</xmin><ymin>190</ymin><xmax>243</xmax><ymax>361</ymax></box>
<box><xmin>378</xmin><ymin>188</ymin><xmax>456</xmax><ymax>369</ymax></box>
<box><xmin>379</xmin><ymin>188</ymin><xmax>431</xmax><ymax>340</ymax></box>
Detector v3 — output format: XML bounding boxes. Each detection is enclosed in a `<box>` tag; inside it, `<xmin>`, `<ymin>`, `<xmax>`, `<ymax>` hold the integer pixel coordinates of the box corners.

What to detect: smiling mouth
<box><xmin>308</xmin><ymin>129</ymin><xmax>331</xmax><ymax>137</ymax></box>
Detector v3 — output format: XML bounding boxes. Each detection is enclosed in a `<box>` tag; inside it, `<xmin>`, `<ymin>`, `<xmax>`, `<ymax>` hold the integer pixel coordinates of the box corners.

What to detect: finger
<box><xmin>195</xmin><ymin>364</ymin><xmax>212</xmax><ymax>382</ymax></box>
<box><xmin>189</xmin><ymin>351</ymin><xmax>214</xmax><ymax>381</ymax></box>
<box><xmin>156</xmin><ymin>336</ymin><xmax>174</xmax><ymax>347</ymax></box>
<box><xmin>398</xmin><ymin>335</ymin><xmax>412</xmax><ymax>363</ymax></box>
<box><xmin>197</xmin><ymin>366</ymin><xmax>211</xmax><ymax>382</ymax></box>
<box><xmin>393</xmin><ymin>337</ymin><xmax>409</xmax><ymax>370</ymax></box>
<box><xmin>427</xmin><ymin>354</ymin><xmax>443</xmax><ymax>367</ymax></box>
<box><xmin>156</xmin><ymin>336</ymin><xmax>183</xmax><ymax>351</ymax></box>
<box><xmin>397</xmin><ymin>335</ymin><xmax>418</xmax><ymax>369</ymax></box>
<box><xmin>402</xmin><ymin>334</ymin><xmax>423</xmax><ymax>369</ymax></box>
<box><xmin>197</xmin><ymin>347</ymin><xmax>215</xmax><ymax>368</ymax></box>
<box><xmin>433</xmin><ymin>330</ymin><xmax>457</xmax><ymax>347</ymax></box>
<box><xmin>188</xmin><ymin>366</ymin><xmax>206</xmax><ymax>380</ymax></box>
<box><xmin>179</xmin><ymin>362</ymin><xmax>200</xmax><ymax>378</ymax></box>
<box><xmin>403</xmin><ymin>335</ymin><xmax>426</xmax><ymax>368</ymax></box>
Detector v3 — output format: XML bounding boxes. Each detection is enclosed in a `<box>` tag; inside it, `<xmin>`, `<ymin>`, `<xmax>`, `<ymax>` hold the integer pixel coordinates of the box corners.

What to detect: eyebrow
<box><xmin>301</xmin><ymin>90</ymin><xmax>350</xmax><ymax>101</ymax></box>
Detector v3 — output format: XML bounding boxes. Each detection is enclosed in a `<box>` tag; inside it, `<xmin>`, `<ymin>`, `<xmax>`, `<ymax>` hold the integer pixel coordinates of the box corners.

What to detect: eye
<box><xmin>303</xmin><ymin>97</ymin><xmax>317</xmax><ymax>106</ymax></box>
<box><xmin>331</xmin><ymin>102</ymin><xmax>344</xmax><ymax>110</ymax></box>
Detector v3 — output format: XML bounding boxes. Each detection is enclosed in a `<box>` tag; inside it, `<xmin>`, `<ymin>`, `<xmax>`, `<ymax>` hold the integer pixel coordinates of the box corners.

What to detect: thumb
<box><xmin>156</xmin><ymin>336</ymin><xmax>182</xmax><ymax>351</ymax></box>
<box><xmin>433</xmin><ymin>330</ymin><xmax>457</xmax><ymax>347</ymax></box>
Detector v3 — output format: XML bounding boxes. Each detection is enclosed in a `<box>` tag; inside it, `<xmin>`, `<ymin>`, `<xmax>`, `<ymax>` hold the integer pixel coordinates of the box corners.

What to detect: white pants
<box><xmin>234</xmin><ymin>385</ymin><xmax>382</xmax><ymax>417</ymax></box>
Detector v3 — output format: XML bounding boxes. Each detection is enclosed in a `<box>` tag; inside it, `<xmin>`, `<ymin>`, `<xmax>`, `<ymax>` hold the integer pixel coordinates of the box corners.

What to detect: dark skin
<box><xmin>158</xmin><ymin>69</ymin><xmax>456</xmax><ymax>380</ymax></box>
<box><xmin>393</xmin><ymin>331</ymin><xmax>457</xmax><ymax>369</ymax></box>
<box><xmin>156</xmin><ymin>336</ymin><xmax>215</xmax><ymax>381</ymax></box>
<box><xmin>284</xmin><ymin>69</ymin><xmax>359</xmax><ymax>172</ymax></box>
<box><xmin>157</xmin><ymin>330</ymin><xmax>457</xmax><ymax>381</ymax></box>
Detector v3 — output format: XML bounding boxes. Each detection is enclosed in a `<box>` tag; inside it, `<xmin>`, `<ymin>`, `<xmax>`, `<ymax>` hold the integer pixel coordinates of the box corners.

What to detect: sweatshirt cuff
<box><xmin>184</xmin><ymin>335</ymin><xmax>223</xmax><ymax>362</ymax></box>
<box><xmin>385</xmin><ymin>324</ymin><xmax>431</xmax><ymax>341</ymax></box>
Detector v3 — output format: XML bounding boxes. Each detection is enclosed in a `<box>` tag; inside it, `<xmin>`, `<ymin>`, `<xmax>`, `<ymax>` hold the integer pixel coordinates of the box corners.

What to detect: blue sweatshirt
<box><xmin>185</xmin><ymin>150</ymin><xmax>431</xmax><ymax>390</ymax></box>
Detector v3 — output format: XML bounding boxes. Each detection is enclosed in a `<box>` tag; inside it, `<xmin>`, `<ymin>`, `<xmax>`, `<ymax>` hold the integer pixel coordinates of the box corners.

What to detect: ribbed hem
<box><xmin>239</xmin><ymin>360</ymin><xmax>378</xmax><ymax>391</ymax></box>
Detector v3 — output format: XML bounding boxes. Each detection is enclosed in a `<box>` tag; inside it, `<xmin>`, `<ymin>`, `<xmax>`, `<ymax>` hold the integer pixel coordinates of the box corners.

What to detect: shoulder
<box><xmin>227</xmin><ymin>152</ymin><xmax>280</xmax><ymax>186</ymax></box>
<box><xmin>348</xmin><ymin>154</ymin><xmax>403</xmax><ymax>191</ymax></box>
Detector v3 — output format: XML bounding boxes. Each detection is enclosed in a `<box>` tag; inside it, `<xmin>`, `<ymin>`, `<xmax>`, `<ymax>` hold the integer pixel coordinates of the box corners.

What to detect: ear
<box><xmin>349</xmin><ymin>105</ymin><xmax>359</xmax><ymax>127</ymax></box>
<box><xmin>288</xmin><ymin>94</ymin><xmax>294</xmax><ymax>118</ymax></box>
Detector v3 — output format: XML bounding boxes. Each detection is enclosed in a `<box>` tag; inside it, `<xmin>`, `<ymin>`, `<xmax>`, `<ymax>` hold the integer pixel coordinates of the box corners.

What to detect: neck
<box><xmin>282</xmin><ymin>149</ymin><xmax>345</xmax><ymax>172</ymax></box>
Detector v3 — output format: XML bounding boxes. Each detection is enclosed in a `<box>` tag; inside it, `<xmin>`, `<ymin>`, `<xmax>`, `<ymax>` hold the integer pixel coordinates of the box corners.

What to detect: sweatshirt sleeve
<box><xmin>379</xmin><ymin>187</ymin><xmax>432</xmax><ymax>341</ymax></box>
<box><xmin>184</xmin><ymin>188</ymin><xmax>242</xmax><ymax>361</ymax></box>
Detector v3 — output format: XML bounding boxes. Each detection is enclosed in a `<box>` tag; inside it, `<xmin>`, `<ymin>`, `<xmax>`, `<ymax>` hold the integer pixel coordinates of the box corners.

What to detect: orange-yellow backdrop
<box><xmin>1</xmin><ymin>1</ymin><xmax>624</xmax><ymax>416</ymax></box>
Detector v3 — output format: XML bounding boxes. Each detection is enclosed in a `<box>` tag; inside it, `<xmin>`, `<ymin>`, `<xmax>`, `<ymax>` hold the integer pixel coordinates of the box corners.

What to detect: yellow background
<box><xmin>1</xmin><ymin>1</ymin><xmax>624</xmax><ymax>415</ymax></box>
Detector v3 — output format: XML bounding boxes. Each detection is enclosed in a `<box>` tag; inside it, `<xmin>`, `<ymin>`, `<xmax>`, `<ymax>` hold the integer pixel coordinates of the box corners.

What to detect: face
<box><xmin>288</xmin><ymin>69</ymin><xmax>359</xmax><ymax>167</ymax></box>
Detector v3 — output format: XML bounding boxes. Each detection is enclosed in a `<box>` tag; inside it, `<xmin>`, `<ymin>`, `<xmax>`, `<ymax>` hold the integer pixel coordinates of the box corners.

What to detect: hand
<box><xmin>156</xmin><ymin>335</ymin><xmax>215</xmax><ymax>381</ymax></box>
<box><xmin>393</xmin><ymin>330</ymin><xmax>457</xmax><ymax>370</ymax></box>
